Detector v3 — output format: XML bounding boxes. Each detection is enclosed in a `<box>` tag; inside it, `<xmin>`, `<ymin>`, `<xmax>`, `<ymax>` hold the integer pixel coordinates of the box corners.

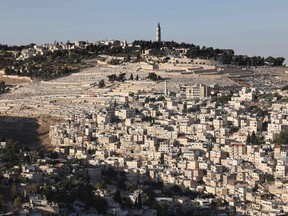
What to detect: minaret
<box><xmin>156</xmin><ymin>22</ymin><xmax>161</xmax><ymax>42</ymax></box>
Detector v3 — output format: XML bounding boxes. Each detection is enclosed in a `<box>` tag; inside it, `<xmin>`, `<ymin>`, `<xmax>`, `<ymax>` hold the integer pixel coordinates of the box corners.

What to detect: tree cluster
<box><xmin>132</xmin><ymin>40</ymin><xmax>285</xmax><ymax>66</ymax></box>
<box><xmin>0</xmin><ymin>39</ymin><xmax>285</xmax><ymax>83</ymax></box>
<box><xmin>132</xmin><ymin>40</ymin><xmax>163</xmax><ymax>50</ymax></box>
<box><xmin>3</xmin><ymin>49</ymin><xmax>89</xmax><ymax>79</ymax></box>
<box><xmin>265</xmin><ymin>56</ymin><xmax>285</xmax><ymax>66</ymax></box>
<box><xmin>0</xmin><ymin>136</ymin><xmax>24</xmax><ymax>168</ymax></box>
<box><xmin>98</xmin><ymin>79</ymin><xmax>105</xmax><ymax>88</ymax></box>
<box><xmin>147</xmin><ymin>72</ymin><xmax>162</xmax><ymax>81</ymax></box>
<box><xmin>0</xmin><ymin>43</ymin><xmax>33</xmax><ymax>51</ymax></box>
<box><xmin>107</xmin><ymin>73</ymin><xmax>126</xmax><ymax>82</ymax></box>
<box><xmin>0</xmin><ymin>81</ymin><xmax>8</xmax><ymax>93</ymax></box>
<box><xmin>246</xmin><ymin>131</ymin><xmax>259</xmax><ymax>145</ymax></box>
<box><xmin>274</xmin><ymin>131</ymin><xmax>288</xmax><ymax>145</ymax></box>
<box><xmin>108</xmin><ymin>58</ymin><xmax>121</xmax><ymax>65</ymax></box>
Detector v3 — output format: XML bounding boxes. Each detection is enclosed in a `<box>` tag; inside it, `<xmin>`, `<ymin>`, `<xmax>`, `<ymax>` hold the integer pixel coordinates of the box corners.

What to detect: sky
<box><xmin>1</xmin><ymin>0</ymin><xmax>288</xmax><ymax>60</ymax></box>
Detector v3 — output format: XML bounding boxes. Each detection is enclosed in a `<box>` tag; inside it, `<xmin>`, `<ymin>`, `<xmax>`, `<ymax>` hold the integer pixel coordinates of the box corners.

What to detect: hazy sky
<box><xmin>1</xmin><ymin>0</ymin><xmax>288</xmax><ymax>60</ymax></box>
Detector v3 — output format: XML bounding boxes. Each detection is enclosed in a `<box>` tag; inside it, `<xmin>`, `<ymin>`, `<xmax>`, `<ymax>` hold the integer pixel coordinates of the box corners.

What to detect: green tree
<box><xmin>266</xmin><ymin>174</ymin><xmax>275</xmax><ymax>182</ymax></box>
<box><xmin>170</xmin><ymin>185</ymin><xmax>183</xmax><ymax>195</ymax></box>
<box><xmin>126</xmin><ymin>183</ymin><xmax>136</xmax><ymax>193</ymax></box>
<box><xmin>95</xmin><ymin>181</ymin><xmax>106</xmax><ymax>190</ymax></box>
<box><xmin>98</xmin><ymin>79</ymin><xmax>105</xmax><ymax>88</ymax></box>
<box><xmin>0</xmin><ymin>194</ymin><xmax>5</xmax><ymax>210</ymax></box>
<box><xmin>130</xmin><ymin>73</ymin><xmax>134</xmax><ymax>80</ymax></box>
<box><xmin>113</xmin><ymin>188</ymin><xmax>122</xmax><ymax>204</ymax></box>
<box><xmin>254</xmin><ymin>107</ymin><xmax>267</xmax><ymax>118</ymax></box>
<box><xmin>122</xmin><ymin>196</ymin><xmax>133</xmax><ymax>208</ymax></box>
<box><xmin>135</xmin><ymin>192</ymin><xmax>142</xmax><ymax>209</ymax></box>
<box><xmin>135</xmin><ymin>75</ymin><xmax>139</xmax><ymax>81</ymax></box>
<box><xmin>124</xmin><ymin>54</ymin><xmax>131</xmax><ymax>62</ymax></box>
<box><xmin>265</xmin><ymin>56</ymin><xmax>285</xmax><ymax>66</ymax></box>
<box><xmin>274</xmin><ymin>131</ymin><xmax>288</xmax><ymax>145</ymax></box>
<box><xmin>160</xmin><ymin>153</ymin><xmax>165</xmax><ymax>164</ymax></box>
<box><xmin>95</xmin><ymin>197</ymin><xmax>108</xmax><ymax>214</ymax></box>
<box><xmin>40</xmin><ymin>185</ymin><xmax>53</xmax><ymax>201</ymax></box>
<box><xmin>11</xmin><ymin>183</ymin><xmax>18</xmax><ymax>199</ymax></box>
<box><xmin>49</xmin><ymin>151</ymin><xmax>58</xmax><ymax>159</ymax></box>
<box><xmin>136</xmin><ymin>53</ymin><xmax>141</xmax><ymax>61</ymax></box>
<box><xmin>0</xmin><ymin>81</ymin><xmax>6</xmax><ymax>93</ymax></box>
<box><xmin>156</xmin><ymin>95</ymin><xmax>165</xmax><ymax>101</ymax></box>
<box><xmin>246</xmin><ymin>133</ymin><xmax>251</xmax><ymax>144</ymax></box>
<box><xmin>274</xmin><ymin>57</ymin><xmax>285</xmax><ymax>66</ymax></box>
<box><xmin>215</xmin><ymin>95</ymin><xmax>231</xmax><ymax>105</ymax></box>
<box><xmin>250</xmin><ymin>131</ymin><xmax>259</xmax><ymax>145</ymax></box>
<box><xmin>26</xmin><ymin>183</ymin><xmax>40</xmax><ymax>194</ymax></box>
<box><xmin>107</xmin><ymin>74</ymin><xmax>117</xmax><ymax>82</ymax></box>
<box><xmin>108</xmin><ymin>58</ymin><xmax>120</xmax><ymax>65</ymax></box>
<box><xmin>117</xmin><ymin>73</ymin><xmax>126</xmax><ymax>82</ymax></box>
<box><xmin>13</xmin><ymin>196</ymin><xmax>21</xmax><ymax>209</ymax></box>
<box><xmin>147</xmin><ymin>72</ymin><xmax>161</xmax><ymax>81</ymax></box>
<box><xmin>2</xmin><ymin>138</ymin><xmax>24</xmax><ymax>168</ymax></box>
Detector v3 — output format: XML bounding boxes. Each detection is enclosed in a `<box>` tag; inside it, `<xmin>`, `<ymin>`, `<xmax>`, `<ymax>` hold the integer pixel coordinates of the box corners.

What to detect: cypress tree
<box><xmin>251</xmin><ymin>131</ymin><xmax>259</xmax><ymax>145</ymax></box>
<box><xmin>113</xmin><ymin>188</ymin><xmax>122</xmax><ymax>204</ymax></box>
<box><xmin>130</xmin><ymin>74</ymin><xmax>134</xmax><ymax>80</ymax></box>
<box><xmin>246</xmin><ymin>133</ymin><xmax>251</xmax><ymax>144</ymax></box>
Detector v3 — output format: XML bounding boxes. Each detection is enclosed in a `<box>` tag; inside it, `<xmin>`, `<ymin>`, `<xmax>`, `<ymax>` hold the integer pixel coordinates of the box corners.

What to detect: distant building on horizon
<box><xmin>156</xmin><ymin>22</ymin><xmax>161</xmax><ymax>42</ymax></box>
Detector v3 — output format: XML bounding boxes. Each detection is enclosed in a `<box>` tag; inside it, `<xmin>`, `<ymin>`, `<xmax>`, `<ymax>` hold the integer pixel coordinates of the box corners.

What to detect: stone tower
<box><xmin>156</xmin><ymin>22</ymin><xmax>161</xmax><ymax>42</ymax></box>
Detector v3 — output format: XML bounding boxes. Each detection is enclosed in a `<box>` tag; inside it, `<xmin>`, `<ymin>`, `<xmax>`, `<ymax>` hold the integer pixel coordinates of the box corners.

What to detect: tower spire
<box><xmin>156</xmin><ymin>22</ymin><xmax>161</xmax><ymax>42</ymax></box>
